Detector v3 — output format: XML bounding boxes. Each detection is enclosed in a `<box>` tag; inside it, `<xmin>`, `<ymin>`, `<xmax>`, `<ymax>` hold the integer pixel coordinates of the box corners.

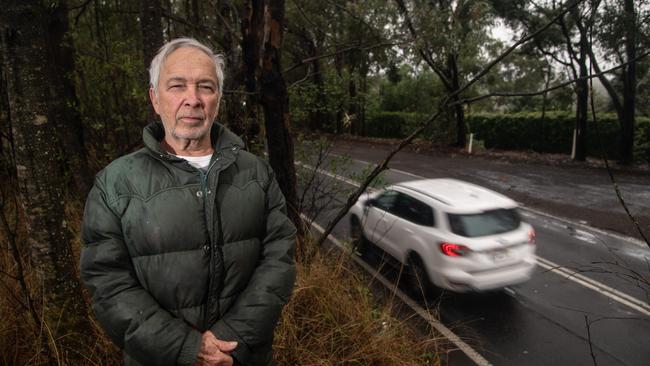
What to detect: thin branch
<box><xmin>287</xmin><ymin>70</ymin><xmax>318</xmax><ymax>90</ymax></box>
<box><xmin>289</xmin><ymin>0</ymin><xmax>333</xmax><ymax>41</ymax></box>
<box><xmin>449</xmin><ymin>0</ymin><xmax>585</xmax><ymax>101</ymax></box>
<box><xmin>284</xmin><ymin>39</ymin><xmax>411</xmax><ymax>73</ymax></box>
<box><xmin>0</xmin><ymin>269</ymin><xmax>20</xmax><ymax>281</ymax></box>
<box><xmin>588</xmin><ymin>54</ymin><xmax>649</xmax><ymax>247</ymax></box>
<box><xmin>455</xmin><ymin>50</ymin><xmax>650</xmax><ymax>105</ymax></box>
<box><xmin>393</xmin><ymin>0</ymin><xmax>452</xmax><ymax>88</ymax></box>
<box><xmin>324</xmin><ymin>0</ymin><xmax>376</xmax><ymax>34</ymax></box>
<box><xmin>0</xmin><ymin>279</ymin><xmax>29</xmax><ymax>312</ymax></box>
<box><xmin>71</xmin><ymin>0</ymin><xmax>93</xmax><ymax>25</ymax></box>
<box><xmin>584</xmin><ymin>316</ymin><xmax>598</xmax><ymax>366</ymax></box>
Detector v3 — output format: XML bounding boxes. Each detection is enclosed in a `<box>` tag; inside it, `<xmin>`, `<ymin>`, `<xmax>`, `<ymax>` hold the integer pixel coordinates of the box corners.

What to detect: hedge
<box><xmin>364</xmin><ymin>111</ymin><xmax>650</xmax><ymax>161</ymax></box>
<box><xmin>469</xmin><ymin>111</ymin><xmax>650</xmax><ymax>161</ymax></box>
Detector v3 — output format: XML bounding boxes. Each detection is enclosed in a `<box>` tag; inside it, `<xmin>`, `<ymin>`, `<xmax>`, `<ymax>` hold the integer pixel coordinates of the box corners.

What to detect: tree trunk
<box><xmin>241</xmin><ymin>0</ymin><xmax>265</xmax><ymax>148</ymax></box>
<box><xmin>1</xmin><ymin>0</ymin><xmax>92</xmax><ymax>359</ymax></box>
<box><xmin>47</xmin><ymin>0</ymin><xmax>93</xmax><ymax>197</ymax></box>
<box><xmin>448</xmin><ymin>54</ymin><xmax>466</xmax><ymax>147</ymax></box>
<box><xmin>216</xmin><ymin>1</ymin><xmax>247</xmax><ymax>142</ymax></box>
<box><xmin>335</xmin><ymin>52</ymin><xmax>344</xmax><ymax>135</ymax></box>
<box><xmin>586</xmin><ymin>0</ymin><xmax>637</xmax><ymax>164</ymax></box>
<box><xmin>260</xmin><ymin>0</ymin><xmax>301</xmax><ymax>236</ymax></box>
<box><xmin>620</xmin><ymin>0</ymin><xmax>636</xmax><ymax>165</ymax></box>
<box><xmin>348</xmin><ymin>77</ymin><xmax>358</xmax><ymax>134</ymax></box>
<box><xmin>574</xmin><ymin>32</ymin><xmax>589</xmax><ymax>162</ymax></box>
<box><xmin>304</xmin><ymin>30</ymin><xmax>327</xmax><ymax>131</ymax></box>
<box><xmin>140</xmin><ymin>0</ymin><xmax>164</xmax><ymax>125</ymax></box>
<box><xmin>140</xmin><ymin>0</ymin><xmax>163</xmax><ymax>70</ymax></box>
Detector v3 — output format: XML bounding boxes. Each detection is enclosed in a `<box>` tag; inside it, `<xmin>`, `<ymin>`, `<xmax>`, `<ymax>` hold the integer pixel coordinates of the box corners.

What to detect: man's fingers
<box><xmin>213</xmin><ymin>339</ymin><xmax>238</xmax><ymax>352</ymax></box>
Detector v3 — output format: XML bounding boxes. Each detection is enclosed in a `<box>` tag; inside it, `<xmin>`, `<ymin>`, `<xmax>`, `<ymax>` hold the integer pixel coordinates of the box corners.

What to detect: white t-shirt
<box><xmin>175</xmin><ymin>154</ymin><xmax>212</xmax><ymax>170</ymax></box>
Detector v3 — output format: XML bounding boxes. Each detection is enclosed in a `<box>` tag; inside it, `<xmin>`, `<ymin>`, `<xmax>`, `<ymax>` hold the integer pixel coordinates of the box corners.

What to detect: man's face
<box><xmin>150</xmin><ymin>47</ymin><xmax>220</xmax><ymax>146</ymax></box>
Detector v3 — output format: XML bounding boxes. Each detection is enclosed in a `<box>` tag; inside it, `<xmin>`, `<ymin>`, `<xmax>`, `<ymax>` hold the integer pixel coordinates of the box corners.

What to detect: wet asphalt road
<box><xmin>297</xmin><ymin>140</ymin><xmax>650</xmax><ymax>366</ymax></box>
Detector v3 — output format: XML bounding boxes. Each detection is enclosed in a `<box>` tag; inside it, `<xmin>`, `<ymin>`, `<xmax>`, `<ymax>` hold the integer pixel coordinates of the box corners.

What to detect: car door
<box><xmin>383</xmin><ymin>192</ymin><xmax>436</xmax><ymax>263</ymax></box>
<box><xmin>363</xmin><ymin>190</ymin><xmax>400</xmax><ymax>256</ymax></box>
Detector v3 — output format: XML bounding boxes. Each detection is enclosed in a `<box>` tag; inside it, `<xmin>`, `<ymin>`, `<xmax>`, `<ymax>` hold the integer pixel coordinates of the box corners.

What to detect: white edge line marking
<box><xmin>535</xmin><ymin>256</ymin><xmax>650</xmax><ymax>316</ymax></box>
<box><xmin>297</xmin><ymin>160</ymin><xmax>650</xmax><ymax>316</ymax></box>
<box><xmin>304</xmin><ymin>215</ymin><xmax>492</xmax><ymax>366</ymax></box>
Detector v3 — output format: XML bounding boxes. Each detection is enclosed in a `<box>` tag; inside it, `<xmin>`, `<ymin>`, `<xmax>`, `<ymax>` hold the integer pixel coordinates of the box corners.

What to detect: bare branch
<box><xmin>584</xmin><ymin>316</ymin><xmax>598</xmax><ymax>366</ymax></box>
<box><xmin>588</xmin><ymin>58</ymin><xmax>649</xmax><ymax>247</ymax></box>
<box><xmin>449</xmin><ymin>0</ymin><xmax>586</xmax><ymax>101</ymax></box>
<box><xmin>455</xmin><ymin>50</ymin><xmax>650</xmax><ymax>105</ymax></box>
<box><xmin>284</xmin><ymin>39</ymin><xmax>412</xmax><ymax>73</ymax></box>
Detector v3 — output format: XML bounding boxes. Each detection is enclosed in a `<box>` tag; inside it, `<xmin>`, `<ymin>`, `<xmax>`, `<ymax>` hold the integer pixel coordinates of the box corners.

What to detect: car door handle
<box><xmin>404</xmin><ymin>228</ymin><xmax>413</xmax><ymax>234</ymax></box>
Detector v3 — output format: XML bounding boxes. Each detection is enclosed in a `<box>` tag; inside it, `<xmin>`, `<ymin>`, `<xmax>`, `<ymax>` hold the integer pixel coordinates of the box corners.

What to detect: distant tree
<box><xmin>47</xmin><ymin>0</ymin><xmax>93</xmax><ymax>196</ymax></box>
<box><xmin>1</xmin><ymin>0</ymin><xmax>92</xmax><ymax>360</ymax></box>
<box><xmin>493</xmin><ymin>0</ymin><xmax>593</xmax><ymax>161</ymax></box>
<box><xmin>140</xmin><ymin>0</ymin><xmax>164</xmax><ymax>70</ymax></box>
<box><xmin>588</xmin><ymin>0</ymin><xmax>649</xmax><ymax>164</ymax></box>
<box><xmin>394</xmin><ymin>0</ymin><xmax>495</xmax><ymax>147</ymax></box>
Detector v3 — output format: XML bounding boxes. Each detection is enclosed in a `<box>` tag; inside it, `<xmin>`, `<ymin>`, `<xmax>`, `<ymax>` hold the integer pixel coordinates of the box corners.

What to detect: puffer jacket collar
<box><xmin>142</xmin><ymin>121</ymin><xmax>245</xmax><ymax>163</ymax></box>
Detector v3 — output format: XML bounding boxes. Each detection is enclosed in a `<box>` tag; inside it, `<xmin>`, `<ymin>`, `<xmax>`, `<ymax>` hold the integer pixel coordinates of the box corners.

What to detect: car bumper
<box><xmin>435</xmin><ymin>257</ymin><xmax>537</xmax><ymax>292</ymax></box>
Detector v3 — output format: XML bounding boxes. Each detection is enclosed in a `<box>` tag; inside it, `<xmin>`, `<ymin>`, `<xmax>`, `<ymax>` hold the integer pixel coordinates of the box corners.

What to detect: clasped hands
<box><xmin>195</xmin><ymin>331</ymin><xmax>238</xmax><ymax>366</ymax></box>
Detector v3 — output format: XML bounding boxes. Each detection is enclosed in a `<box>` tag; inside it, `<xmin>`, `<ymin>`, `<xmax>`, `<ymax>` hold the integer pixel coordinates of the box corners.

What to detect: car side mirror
<box><xmin>366</xmin><ymin>199</ymin><xmax>376</xmax><ymax>207</ymax></box>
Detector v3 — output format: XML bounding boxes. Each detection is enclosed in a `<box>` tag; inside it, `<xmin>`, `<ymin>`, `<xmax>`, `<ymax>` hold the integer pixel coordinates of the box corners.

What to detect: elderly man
<box><xmin>80</xmin><ymin>38</ymin><xmax>296</xmax><ymax>366</ymax></box>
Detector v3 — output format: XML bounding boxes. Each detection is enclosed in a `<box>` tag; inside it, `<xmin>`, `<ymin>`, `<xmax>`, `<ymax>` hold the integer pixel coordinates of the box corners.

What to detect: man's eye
<box><xmin>199</xmin><ymin>85</ymin><xmax>214</xmax><ymax>91</ymax></box>
<box><xmin>169</xmin><ymin>84</ymin><xmax>183</xmax><ymax>89</ymax></box>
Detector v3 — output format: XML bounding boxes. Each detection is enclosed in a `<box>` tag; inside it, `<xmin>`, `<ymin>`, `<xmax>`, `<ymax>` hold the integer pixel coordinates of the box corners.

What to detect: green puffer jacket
<box><xmin>80</xmin><ymin>122</ymin><xmax>296</xmax><ymax>366</ymax></box>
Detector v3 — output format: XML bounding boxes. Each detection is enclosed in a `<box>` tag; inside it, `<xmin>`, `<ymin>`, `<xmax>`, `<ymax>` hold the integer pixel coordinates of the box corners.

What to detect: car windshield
<box><xmin>447</xmin><ymin>208</ymin><xmax>521</xmax><ymax>238</ymax></box>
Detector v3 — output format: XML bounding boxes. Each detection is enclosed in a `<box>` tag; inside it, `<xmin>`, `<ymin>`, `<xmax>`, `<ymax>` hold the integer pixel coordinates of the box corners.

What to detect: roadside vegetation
<box><xmin>0</xmin><ymin>190</ymin><xmax>439</xmax><ymax>365</ymax></box>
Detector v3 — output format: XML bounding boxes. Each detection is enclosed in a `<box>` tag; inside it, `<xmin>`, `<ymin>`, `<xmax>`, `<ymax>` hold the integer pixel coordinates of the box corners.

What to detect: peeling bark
<box><xmin>1</xmin><ymin>0</ymin><xmax>92</xmax><ymax>359</ymax></box>
<box><xmin>260</xmin><ymin>0</ymin><xmax>301</xmax><ymax>238</ymax></box>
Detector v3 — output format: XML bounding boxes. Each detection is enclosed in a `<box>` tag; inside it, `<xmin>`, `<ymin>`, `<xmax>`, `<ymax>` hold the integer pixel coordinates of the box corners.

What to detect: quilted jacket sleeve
<box><xmin>80</xmin><ymin>176</ymin><xmax>202</xmax><ymax>366</ymax></box>
<box><xmin>211</xmin><ymin>167</ymin><xmax>297</xmax><ymax>365</ymax></box>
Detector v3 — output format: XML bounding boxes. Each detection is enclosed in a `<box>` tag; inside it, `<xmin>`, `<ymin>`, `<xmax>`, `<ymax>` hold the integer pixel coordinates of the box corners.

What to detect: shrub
<box><xmin>274</xmin><ymin>249</ymin><xmax>442</xmax><ymax>365</ymax></box>
<box><xmin>467</xmin><ymin>112</ymin><xmax>650</xmax><ymax>161</ymax></box>
<box><xmin>365</xmin><ymin>111</ymin><xmax>428</xmax><ymax>138</ymax></box>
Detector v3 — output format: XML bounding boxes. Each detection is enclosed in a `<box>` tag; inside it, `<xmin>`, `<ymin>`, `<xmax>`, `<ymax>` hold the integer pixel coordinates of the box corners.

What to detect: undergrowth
<box><xmin>1</xmin><ymin>192</ymin><xmax>442</xmax><ymax>365</ymax></box>
<box><xmin>275</xmin><ymin>248</ymin><xmax>442</xmax><ymax>365</ymax></box>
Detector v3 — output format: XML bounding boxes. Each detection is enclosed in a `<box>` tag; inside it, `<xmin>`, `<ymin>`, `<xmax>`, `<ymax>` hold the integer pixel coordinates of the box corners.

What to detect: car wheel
<box><xmin>408</xmin><ymin>254</ymin><xmax>433</xmax><ymax>298</ymax></box>
<box><xmin>349</xmin><ymin>216</ymin><xmax>366</xmax><ymax>255</ymax></box>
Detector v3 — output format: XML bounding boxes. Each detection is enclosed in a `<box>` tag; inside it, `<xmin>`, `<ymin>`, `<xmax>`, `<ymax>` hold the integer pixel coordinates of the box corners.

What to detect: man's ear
<box><xmin>149</xmin><ymin>87</ymin><xmax>160</xmax><ymax>115</ymax></box>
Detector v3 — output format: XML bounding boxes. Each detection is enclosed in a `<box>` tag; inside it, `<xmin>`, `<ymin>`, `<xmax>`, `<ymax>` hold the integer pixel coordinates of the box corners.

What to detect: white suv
<box><xmin>348</xmin><ymin>178</ymin><xmax>536</xmax><ymax>293</ymax></box>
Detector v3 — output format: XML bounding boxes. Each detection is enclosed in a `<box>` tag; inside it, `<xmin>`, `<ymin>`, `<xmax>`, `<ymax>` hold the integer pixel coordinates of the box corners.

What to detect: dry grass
<box><xmin>275</xmin><ymin>248</ymin><xmax>442</xmax><ymax>366</ymax></box>
<box><xmin>1</xmin><ymin>192</ymin><xmax>442</xmax><ymax>365</ymax></box>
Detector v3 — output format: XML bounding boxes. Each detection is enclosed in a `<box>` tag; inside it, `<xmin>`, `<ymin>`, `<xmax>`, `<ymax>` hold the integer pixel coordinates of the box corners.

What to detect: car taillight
<box><xmin>528</xmin><ymin>228</ymin><xmax>536</xmax><ymax>244</ymax></box>
<box><xmin>440</xmin><ymin>242</ymin><xmax>470</xmax><ymax>257</ymax></box>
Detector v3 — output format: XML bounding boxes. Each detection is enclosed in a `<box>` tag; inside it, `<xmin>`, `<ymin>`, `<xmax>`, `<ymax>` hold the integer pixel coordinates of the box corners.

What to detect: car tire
<box><xmin>350</xmin><ymin>216</ymin><xmax>366</xmax><ymax>255</ymax></box>
<box><xmin>407</xmin><ymin>254</ymin><xmax>433</xmax><ymax>299</ymax></box>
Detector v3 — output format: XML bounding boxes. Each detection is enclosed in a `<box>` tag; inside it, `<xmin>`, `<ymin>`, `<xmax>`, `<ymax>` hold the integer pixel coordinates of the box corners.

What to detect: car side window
<box><xmin>373</xmin><ymin>190</ymin><xmax>399</xmax><ymax>212</ymax></box>
<box><xmin>393</xmin><ymin>193</ymin><xmax>435</xmax><ymax>227</ymax></box>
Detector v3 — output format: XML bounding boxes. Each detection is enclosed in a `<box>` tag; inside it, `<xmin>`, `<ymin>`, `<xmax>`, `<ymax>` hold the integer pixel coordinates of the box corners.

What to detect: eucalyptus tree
<box><xmin>285</xmin><ymin>0</ymin><xmax>395</xmax><ymax>135</ymax></box>
<box><xmin>394</xmin><ymin>0</ymin><xmax>496</xmax><ymax>147</ymax></box>
<box><xmin>588</xmin><ymin>0</ymin><xmax>650</xmax><ymax>164</ymax></box>
<box><xmin>1</xmin><ymin>0</ymin><xmax>93</xmax><ymax>361</ymax></box>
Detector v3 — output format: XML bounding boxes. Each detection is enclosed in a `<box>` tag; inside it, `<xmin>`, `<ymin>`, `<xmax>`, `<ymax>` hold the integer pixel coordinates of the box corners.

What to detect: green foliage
<box><xmin>634</xmin><ymin>120</ymin><xmax>650</xmax><ymax>163</ymax></box>
<box><xmin>71</xmin><ymin>1</ymin><xmax>149</xmax><ymax>167</ymax></box>
<box><xmin>364</xmin><ymin>111</ymin><xmax>427</xmax><ymax>138</ymax></box>
<box><xmin>468</xmin><ymin>112</ymin><xmax>650</xmax><ymax>161</ymax></box>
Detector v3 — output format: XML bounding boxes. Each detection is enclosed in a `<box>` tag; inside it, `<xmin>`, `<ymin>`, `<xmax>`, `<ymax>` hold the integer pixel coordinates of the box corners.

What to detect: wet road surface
<box><xmin>296</xmin><ymin>140</ymin><xmax>650</xmax><ymax>365</ymax></box>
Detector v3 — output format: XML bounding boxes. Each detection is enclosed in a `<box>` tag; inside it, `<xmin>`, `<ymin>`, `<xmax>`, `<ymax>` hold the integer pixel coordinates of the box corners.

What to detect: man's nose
<box><xmin>183</xmin><ymin>86</ymin><xmax>202</xmax><ymax>107</ymax></box>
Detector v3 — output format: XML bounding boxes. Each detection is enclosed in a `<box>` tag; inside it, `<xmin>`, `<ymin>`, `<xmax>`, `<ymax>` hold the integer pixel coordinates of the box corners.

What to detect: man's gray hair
<box><xmin>149</xmin><ymin>37</ymin><xmax>225</xmax><ymax>96</ymax></box>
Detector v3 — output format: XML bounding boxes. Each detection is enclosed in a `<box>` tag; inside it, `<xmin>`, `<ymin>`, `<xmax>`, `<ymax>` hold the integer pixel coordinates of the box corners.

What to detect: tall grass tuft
<box><xmin>275</xmin><ymin>248</ymin><xmax>442</xmax><ymax>365</ymax></box>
